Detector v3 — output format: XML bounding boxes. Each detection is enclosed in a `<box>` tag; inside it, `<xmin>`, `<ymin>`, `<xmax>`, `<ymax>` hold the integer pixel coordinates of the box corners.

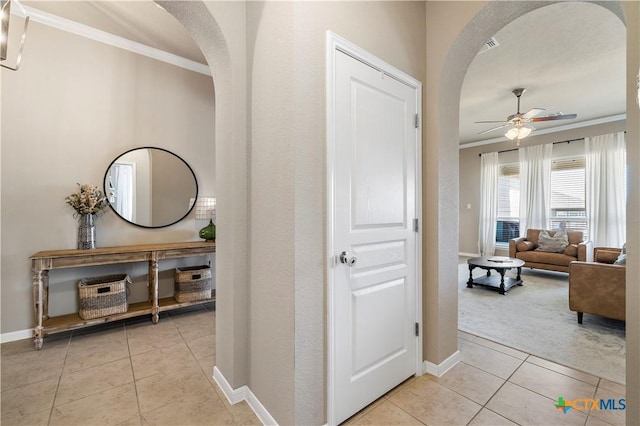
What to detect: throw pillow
<box><xmin>564</xmin><ymin>244</ymin><xmax>578</xmax><ymax>257</ymax></box>
<box><xmin>614</xmin><ymin>243</ymin><xmax>627</xmax><ymax>265</ymax></box>
<box><xmin>536</xmin><ymin>230</ymin><xmax>569</xmax><ymax>253</ymax></box>
<box><xmin>517</xmin><ymin>241</ymin><xmax>535</xmax><ymax>252</ymax></box>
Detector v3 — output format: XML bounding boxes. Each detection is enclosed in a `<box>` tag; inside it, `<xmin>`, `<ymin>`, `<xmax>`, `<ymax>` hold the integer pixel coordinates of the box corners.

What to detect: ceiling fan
<box><xmin>476</xmin><ymin>88</ymin><xmax>577</xmax><ymax>142</ymax></box>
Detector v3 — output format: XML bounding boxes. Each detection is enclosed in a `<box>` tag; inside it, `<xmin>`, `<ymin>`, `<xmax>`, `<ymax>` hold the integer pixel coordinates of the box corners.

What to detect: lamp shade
<box><xmin>191</xmin><ymin>197</ymin><xmax>216</xmax><ymax>221</ymax></box>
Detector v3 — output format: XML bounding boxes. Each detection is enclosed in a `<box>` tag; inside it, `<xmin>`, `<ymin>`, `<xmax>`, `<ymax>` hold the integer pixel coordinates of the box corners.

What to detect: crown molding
<box><xmin>22</xmin><ymin>5</ymin><xmax>211</xmax><ymax>76</ymax></box>
<box><xmin>459</xmin><ymin>113</ymin><xmax>627</xmax><ymax>149</ymax></box>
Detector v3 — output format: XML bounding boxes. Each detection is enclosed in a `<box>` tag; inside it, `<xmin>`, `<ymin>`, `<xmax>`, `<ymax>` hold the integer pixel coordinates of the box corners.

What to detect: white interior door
<box><xmin>328</xmin><ymin>35</ymin><xmax>422</xmax><ymax>425</ymax></box>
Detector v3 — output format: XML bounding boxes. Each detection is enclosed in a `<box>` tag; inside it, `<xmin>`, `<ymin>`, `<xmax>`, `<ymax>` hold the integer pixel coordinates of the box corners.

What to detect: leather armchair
<box><xmin>568</xmin><ymin>247</ymin><xmax>625</xmax><ymax>324</ymax></box>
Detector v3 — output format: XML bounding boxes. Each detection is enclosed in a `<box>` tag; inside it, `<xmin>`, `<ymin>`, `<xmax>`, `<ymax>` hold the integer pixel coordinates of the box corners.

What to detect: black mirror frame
<box><xmin>104</xmin><ymin>146</ymin><xmax>198</xmax><ymax>229</ymax></box>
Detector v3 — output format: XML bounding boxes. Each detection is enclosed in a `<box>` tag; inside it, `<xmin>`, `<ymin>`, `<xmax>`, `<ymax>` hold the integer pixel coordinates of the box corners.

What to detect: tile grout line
<box><xmin>124</xmin><ymin>321</ymin><xmax>144</xmax><ymax>425</ymax></box>
<box><xmin>47</xmin><ymin>332</ymin><xmax>73</xmax><ymax>426</ymax></box>
<box><xmin>462</xmin><ymin>330</ymin><xmax>611</xmax><ymax>388</ymax></box>
<box><xmin>382</xmin><ymin>391</ymin><xmax>428</xmax><ymax>425</ymax></box>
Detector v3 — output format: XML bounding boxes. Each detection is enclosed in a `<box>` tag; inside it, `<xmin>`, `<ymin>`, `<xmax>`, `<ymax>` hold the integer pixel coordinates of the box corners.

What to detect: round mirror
<box><xmin>104</xmin><ymin>147</ymin><xmax>198</xmax><ymax>228</ymax></box>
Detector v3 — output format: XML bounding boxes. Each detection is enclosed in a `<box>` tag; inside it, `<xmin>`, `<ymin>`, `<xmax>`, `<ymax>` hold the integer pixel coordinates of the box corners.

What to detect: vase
<box><xmin>198</xmin><ymin>219</ymin><xmax>216</xmax><ymax>242</ymax></box>
<box><xmin>78</xmin><ymin>214</ymin><xmax>96</xmax><ymax>250</ymax></box>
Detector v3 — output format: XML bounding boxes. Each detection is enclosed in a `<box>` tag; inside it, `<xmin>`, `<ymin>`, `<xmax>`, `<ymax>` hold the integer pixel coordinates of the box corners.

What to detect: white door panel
<box><xmin>330</xmin><ymin>45</ymin><xmax>421</xmax><ymax>425</ymax></box>
<box><xmin>351</xmin><ymin>80</ymin><xmax>407</xmax><ymax>227</ymax></box>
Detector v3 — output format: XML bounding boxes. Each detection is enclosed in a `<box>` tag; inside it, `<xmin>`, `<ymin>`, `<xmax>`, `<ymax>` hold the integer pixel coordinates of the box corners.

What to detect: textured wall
<box><xmin>622</xmin><ymin>2</ymin><xmax>640</xmax><ymax>423</ymax></box>
<box><xmin>162</xmin><ymin>0</ymin><xmax>250</xmax><ymax>391</ymax></box>
<box><xmin>246</xmin><ymin>2</ymin><xmax>425</xmax><ymax>424</ymax></box>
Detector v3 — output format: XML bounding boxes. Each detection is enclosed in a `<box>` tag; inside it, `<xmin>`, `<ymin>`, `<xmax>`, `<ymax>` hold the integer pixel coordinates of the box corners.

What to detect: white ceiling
<box><xmin>21</xmin><ymin>1</ymin><xmax>626</xmax><ymax>147</ymax></box>
<box><xmin>460</xmin><ymin>2</ymin><xmax>626</xmax><ymax>146</ymax></box>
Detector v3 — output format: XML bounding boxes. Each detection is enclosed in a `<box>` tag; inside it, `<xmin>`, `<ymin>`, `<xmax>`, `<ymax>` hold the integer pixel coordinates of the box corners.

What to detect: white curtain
<box><xmin>478</xmin><ymin>152</ymin><xmax>499</xmax><ymax>256</ymax></box>
<box><xmin>113</xmin><ymin>164</ymin><xmax>134</xmax><ymax>221</ymax></box>
<box><xmin>586</xmin><ymin>132</ymin><xmax>626</xmax><ymax>247</ymax></box>
<box><xmin>519</xmin><ymin>143</ymin><xmax>553</xmax><ymax>233</ymax></box>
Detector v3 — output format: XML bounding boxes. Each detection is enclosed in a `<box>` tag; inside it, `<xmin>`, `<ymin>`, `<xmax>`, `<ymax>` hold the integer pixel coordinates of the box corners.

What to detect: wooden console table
<box><xmin>30</xmin><ymin>241</ymin><xmax>215</xmax><ymax>350</ymax></box>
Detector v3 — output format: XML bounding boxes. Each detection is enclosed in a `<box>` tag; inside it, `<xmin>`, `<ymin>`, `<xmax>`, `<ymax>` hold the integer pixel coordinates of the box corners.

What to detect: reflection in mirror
<box><xmin>104</xmin><ymin>147</ymin><xmax>198</xmax><ymax>228</ymax></box>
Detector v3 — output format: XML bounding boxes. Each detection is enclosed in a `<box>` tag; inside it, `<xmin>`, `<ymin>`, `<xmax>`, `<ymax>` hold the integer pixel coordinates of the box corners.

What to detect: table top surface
<box><xmin>467</xmin><ymin>256</ymin><xmax>525</xmax><ymax>269</ymax></box>
<box><xmin>30</xmin><ymin>241</ymin><xmax>215</xmax><ymax>259</ymax></box>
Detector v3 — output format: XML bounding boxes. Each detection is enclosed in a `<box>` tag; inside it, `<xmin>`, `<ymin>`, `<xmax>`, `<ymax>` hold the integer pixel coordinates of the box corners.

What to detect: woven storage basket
<box><xmin>78</xmin><ymin>274</ymin><xmax>129</xmax><ymax>320</ymax></box>
<box><xmin>175</xmin><ymin>265</ymin><xmax>212</xmax><ymax>302</ymax></box>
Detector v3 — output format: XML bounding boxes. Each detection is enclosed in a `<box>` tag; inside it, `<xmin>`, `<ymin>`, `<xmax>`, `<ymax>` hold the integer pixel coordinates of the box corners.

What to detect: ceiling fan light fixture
<box><xmin>0</xmin><ymin>0</ymin><xmax>29</xmax><ymax>71</ymax></box>
<box><xmin>517</xmin><ymin>125</ymin><xmax>533</xmax><ymax>139</ymax></box>
<box><xmin>505</xmin><ymin>127</ymin><xmax>519</xmax><ymax>140</ymax></box>
<box><xmin>505</xmin><ymin>123</ymin><xmax>533</xmax><ymax>141</ymax></box>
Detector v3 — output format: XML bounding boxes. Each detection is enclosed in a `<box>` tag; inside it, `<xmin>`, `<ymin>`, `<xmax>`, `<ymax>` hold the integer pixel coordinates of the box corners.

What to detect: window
<box><xmin>550</xmin><ymin>157</ymin><xmax>586</xmax><ymax>235</ymax></box>
<box><xmin>494</xmin><ymin>155</ymin><xmax>588</xmax><ymax>243</ymax></box>
<box><xmin>496</xmin><ymin>163</ymin><xmax>520</xmax><ymax>243</ymax></box>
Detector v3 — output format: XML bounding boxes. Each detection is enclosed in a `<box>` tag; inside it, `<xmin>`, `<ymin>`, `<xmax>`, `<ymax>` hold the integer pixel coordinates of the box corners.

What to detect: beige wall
<box><xmin>459</xmin><ymin>120</ymin><xmax>626</xmax><ymax>256</ymax></box>
<box><xmin>424</xmin><ymin>0</ymin><xmax>485</xmax><ymax>368</ymax></box>
<box><xmin>247</xmin><ymin>2</ymin><xmax>425</xmax><ymax>423</ymax></box>
<box><xmin>623</xmin><ymin>1</ymin><xmax>640</xmax><ymax>422</ymax></box>
<box><xmin>168</xmin><ymin>0</ymin><xmax>251</xmax><ymax>396</ymax></box>
<box><xmin>1</xmin><ymin>20</ymin><xmax>215</xmax><ymax>332</ymax></box>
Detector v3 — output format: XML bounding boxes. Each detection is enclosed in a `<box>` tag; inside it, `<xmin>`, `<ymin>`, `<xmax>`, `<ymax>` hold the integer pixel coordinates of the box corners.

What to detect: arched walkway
<box><xmin>436</xmin><ymin>1</ymin><xmax>637</xmax><ymax>423</ymax></box>
<box><xmin>158</xmin><ymin>0</ymin><xmax>250</xmax><ymax>390</ymax></box>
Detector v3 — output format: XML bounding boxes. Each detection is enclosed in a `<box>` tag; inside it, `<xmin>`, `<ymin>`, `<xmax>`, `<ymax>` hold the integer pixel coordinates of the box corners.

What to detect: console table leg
<box><xmin>466</xmin><ymin>264</ymin><xmax>474</xmax><ymax>288</ymax></box>
<box><xmin>149</xmin><ymin>257</ymin><xmax>159</xmax><ymax>324</ymax></box>
<box><xmin>32</xmin><ymin>269</ymin><xmax>46</xmax><ymax>350</ymax></box>
<box><xmin>34</xmin><ymin>329</ymin><xmax>43</xmax><ymax>350</ymax></box>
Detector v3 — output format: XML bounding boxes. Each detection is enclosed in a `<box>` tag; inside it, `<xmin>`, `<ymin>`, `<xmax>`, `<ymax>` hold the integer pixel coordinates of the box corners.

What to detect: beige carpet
<box><xmin>458</xmin><ymin>262</ymin><xmax>626</xmax><ymax>384</ymax></box>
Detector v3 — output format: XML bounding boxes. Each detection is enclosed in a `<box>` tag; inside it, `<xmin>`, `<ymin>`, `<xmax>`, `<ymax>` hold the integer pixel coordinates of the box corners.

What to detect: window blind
<box><xmin>550</xmin><ymin>156</ymin><xmax>586</xmax><ymax>233</ymax></box>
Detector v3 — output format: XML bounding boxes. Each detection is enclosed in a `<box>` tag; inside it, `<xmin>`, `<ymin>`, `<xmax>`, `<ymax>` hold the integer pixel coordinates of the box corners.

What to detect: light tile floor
<box><xmin>1</xmin><ymin>303</ymin><xmax>260</xmax><ymax>426</ymax></box>
<box><xmin>1</xmin><ymin>305</ymin><xmax>626</xmax><ymax>426</ymax></box>
<box><xmin>344</xmin><ymin>331</ymin><xmax>626</xmax><ymax>426</ymax></box>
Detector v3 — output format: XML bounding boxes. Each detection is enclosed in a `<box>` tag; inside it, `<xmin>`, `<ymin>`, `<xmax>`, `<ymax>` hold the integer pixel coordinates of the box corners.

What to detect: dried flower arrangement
<box><xmin>65</xmin><ymin>183</ymin><xmax>109</xmax><ymax>218</ymax></box>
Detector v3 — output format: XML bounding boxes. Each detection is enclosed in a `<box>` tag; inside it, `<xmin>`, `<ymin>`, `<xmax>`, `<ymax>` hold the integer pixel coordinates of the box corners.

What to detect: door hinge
<box><xmin>415</xmin><ymin>322</ymin><xmax>419</xmax><ymax>337</ymax></box>
<box><xmin>414</xmin><ymin>114</ymin><xmax>420</xmax><ymax>128</ymax></box>
<box><xmin>413</xmin><ymin>218</ymin><xmax>419</xmax><ymax>232</ymax></box>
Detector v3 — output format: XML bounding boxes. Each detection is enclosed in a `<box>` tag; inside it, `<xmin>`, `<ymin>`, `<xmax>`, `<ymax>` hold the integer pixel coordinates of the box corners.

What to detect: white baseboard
<box><xmin>213</xmin><ymin>366</ymin><xmax>278</xmax><ymax>425</ymax></box>
<box><xmin>245</xmin><ymin>387</ymin><xmax>278</xmax><ymax>426</ymax></box>
<box><xmin>0</xmin><ymin>329</ymin><xmax>32</xmax><ymax>344</ymax></box>
<box><xmin>423</xmin><ymin>350</ymin><xmax>461</xmax><ymax>377</ymax></box>
<box><xmin>213</xmin><ymin>366</ymin><xmax>247</xmax><ymax>405</ymax></box>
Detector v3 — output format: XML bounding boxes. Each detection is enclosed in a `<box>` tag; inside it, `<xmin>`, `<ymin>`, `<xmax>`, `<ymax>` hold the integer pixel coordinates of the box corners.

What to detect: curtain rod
<box><xmin>478</xmin><ymin>131</ymin><xmax>627</xmax><ymax>157</ymax></box>
<box><xmin>479</xmin><ymin>138</ymin><xmax>584</xmax><ymax>157</ymax></box>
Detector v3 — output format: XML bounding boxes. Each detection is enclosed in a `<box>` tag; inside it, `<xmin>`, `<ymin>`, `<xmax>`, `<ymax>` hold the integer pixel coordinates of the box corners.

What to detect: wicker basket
<box><xmin>78</xmin><ymin>274</ymin><xmax>130</xmax><ymax>320</ymax></box>
<box><xmin>175</xmin><ymin>265</ymin><xmax>212</xmax><ymax>302</ymax></box>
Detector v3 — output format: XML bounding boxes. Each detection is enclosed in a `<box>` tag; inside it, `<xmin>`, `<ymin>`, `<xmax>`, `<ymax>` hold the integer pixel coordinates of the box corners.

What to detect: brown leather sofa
<box><xmin>569</xmin><ymin>247</ymin><xmax>626</xmax><ymax>323</ymax></box>
<box><xmin>509</xmin><ymin>229</ymin><xmax>593</xmax><ymax>273</ymax></box>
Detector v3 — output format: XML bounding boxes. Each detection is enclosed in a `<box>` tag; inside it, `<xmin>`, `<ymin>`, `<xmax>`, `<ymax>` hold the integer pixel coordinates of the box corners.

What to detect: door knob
<box><xmin>340</xmin><ymin>251</ymin><xmax>357</xmax><ymax>267</ymax></box>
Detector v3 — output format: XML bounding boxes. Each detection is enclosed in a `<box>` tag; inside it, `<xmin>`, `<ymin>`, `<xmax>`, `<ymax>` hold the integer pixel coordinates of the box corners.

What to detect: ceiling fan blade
<box><xmin>522</xmin><ymin>108</ymin><xmax>546</xmax><ymax>119</ymax></box>
<box><xmin>530</xmin><ymin>113</ymin><xmax>577</xmax><ymax>122</ymax></box>
<box><xmin>477</xmin><ymin>124</ymin><xmax>511</xmax><ymax>135</ymax></box>
<box><xmin>475</xmin><ymin>120</ymin><xmax>510</xmax><ymax>124</ymax></box>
